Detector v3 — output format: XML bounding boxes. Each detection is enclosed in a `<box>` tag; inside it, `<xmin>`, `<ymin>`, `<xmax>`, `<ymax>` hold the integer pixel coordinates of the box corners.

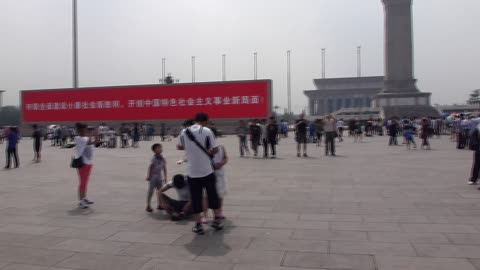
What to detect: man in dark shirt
<box><xmin>388</xmin><ymin>119</ymin><xmax>399</xmax><ymax>146</ymax></box>
<box><xmin>295</xmin><ymin>113</ymin><xmax>308</xmax><ymax>157</ymax></box>
<box><xmin>32</xmin><ymin>124</ymin><xmax>42</xmax><ymax>163</ymax></box>
<box><xmin>237</xmin><ymin>120</ymin><xmax>250</xmax><ymax>157</ymax></box>
<box><xmin>5</xmin><ymin>127</ymin><xmax>19</xmax><ymax>169</ymax></box>
<box><xmin>266</xmin><ymin>117</ymin><xmax>279</xmax><ymax>158</ymax></box>
<box><xmin>250</xmin><ymin>120</ymin><xmax>261</xmax><ymax>157</ymax></box>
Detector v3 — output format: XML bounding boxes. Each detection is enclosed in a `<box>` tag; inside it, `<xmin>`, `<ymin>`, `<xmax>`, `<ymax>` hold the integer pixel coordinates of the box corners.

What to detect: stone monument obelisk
<box><xmin>373</xmin><ymin>0</ymin><xmax>438</xmax><ymax>118</ymax></box>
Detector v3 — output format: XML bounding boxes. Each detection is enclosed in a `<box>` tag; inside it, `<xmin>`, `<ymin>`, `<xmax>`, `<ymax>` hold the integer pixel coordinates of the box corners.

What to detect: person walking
<box><xmin>336</xmin><ymin>118</ymin><xmax>344</xmax><ymax>142</ymax></box>
<box><xmin>250</xmin><ymin>120</ymin><xmax>261</xmax><ymax>157</ymax></box>
<box><xmin>32</xmin><ymin>124</ymin><xmax>42</xmax><ymax>162</ymax></box>
<box><xmin>295</xmin><ymin>113</ymin><xmax>308</xmax><ymax>157</ymax></box>
<box><xmin>324</xmin><ymin>114</ymin><xmax>337</xmax><ymax>156</ymax></box>
<box><xmin>315</xmin><ymin>119</ymin><xmax>324</xmax><ymax>147</ymax></box>
<box><xmin>132</xmin><ymin>123</ymin><xmax>140</xmax><ymax>148</ymax></box>
<box><xmin>237</xmin><ymin>120</ymin><xmax>250</xmax><ymax>157</ymax></box>
<box><xmin>420</xmin><ymin>118</ymin><xmax>431</xmax><ymax>150</ymax></box>
<box><xmin>388</xmin><ymin>119</ymin><xmax>399</xmax><ymax>146</ymax></box>
<box><xmin>74</xmin><ymin>123</ymin><xmax>97</xmax><ymax>209</ymax></box>
<box><xmin>259</xmin><ymin>119</ymin><xmax>269</xmax><ymax>158</ymax></box>
<box><xmin>267</xmin><ymin>117</ymin><xmax>279</xmax><ymax>158</ymax></box>
<box><xmin>4</xmin><ymin>127</ymin><xmax>19</xmax><ymax>169</ymax></box>
<box><xmin>468</xmin><ymin>122</ymin><xmax>480</xmax><ymax>185</ymax></box>
<box><xmin>177</xmin><ymin>112</ymin><xmax>223</xmax><ymax>234</ymax></box>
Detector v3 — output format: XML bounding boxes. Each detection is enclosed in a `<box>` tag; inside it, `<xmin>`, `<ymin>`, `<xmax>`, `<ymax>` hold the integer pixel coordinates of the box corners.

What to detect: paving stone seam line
<box><xmin>408</xmin><ymin>240</ymin><xmax>421</xmax><ymax>257</ymax></box>
<box><xmin>467</xmin><ymin>258</ymin><xmax>480</xmax><ymax>270</ymax></box>
<box><xmin>133</xmin><ymin>257</ymin><xmax>155</xmax><ymax>270</ymax></box>
<box><xmin>372</xmin><ymin>254</ymin><xmax>379</xmax><ymax>270</ymax></box>
<box><xmin>444</xmin><ymin>233</ymin><xmax>457</xmax><ymax>245</ymax></box>
<box><xmin>243</xmin><ymin>237</ymin><xmax>255</xmax><ymax>249</ymax></box>
<box><xmin>50</xmin><ymin>251</ymin><xmax>77</xmax><ymax>268</ymax></box>
<box><xmin>279</xmin><ymin>250</ymin><xmax>287</xmax><ymax>267</ymax></box>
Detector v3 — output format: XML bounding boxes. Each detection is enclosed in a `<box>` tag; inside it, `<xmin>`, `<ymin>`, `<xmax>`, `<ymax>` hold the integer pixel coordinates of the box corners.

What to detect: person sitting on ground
<box><xmin>145</xmin><ymin>143</ymin><xmax>167</xmax><ymax>212</ymax></box>
<box><xmin>158</xmin><ymin>174</ymin><xmax>192</xmax><ymax>221</ymax></box>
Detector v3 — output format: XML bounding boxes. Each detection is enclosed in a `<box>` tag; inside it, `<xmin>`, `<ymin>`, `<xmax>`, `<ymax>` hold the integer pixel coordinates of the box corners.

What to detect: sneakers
<box><xmin>192</xmin><ymin>223</ymin><xmax>205</xmax><ymax>235</ymax></box>
<box><xmin>297</xmin><ymin>153</ymin><xmax>301</xmax><ymax>157</ymax></box>
<box><xmin>84</xmin><ymin>199</ymin><xmax>94</xmax><ymax>205</ymax></box>
<box><xmin>468</xmin><ymin>181</ymin><xmax>477</xmax><ymax>185</ymax></box>
<box><xmin>303</xmin><ymin>153</ymin><xmax>308</xmax><ymax>157</ymax></box>
<box><xmin>146</xmin><ymin>206</ymin><xmax>153</xmax><ymax>212</ymax></box>
<box><xmin>211</xmin><ymin>218</ymin><xmax>224</xmax><ymax>231</ymax></box>
<box><xmin>170</xmin><ymin>212</ymin><xmax>180</xmax><ymax>221</ymax></box>
<box><xmin>79</xmin><ymin>200</ymin><xmax>89</xmax><ymax>209</ymax></box>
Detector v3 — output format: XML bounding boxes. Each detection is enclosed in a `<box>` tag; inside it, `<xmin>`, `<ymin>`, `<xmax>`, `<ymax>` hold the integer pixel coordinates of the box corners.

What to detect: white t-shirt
<box><xmin>178</xmin><ymin>124</ymin><xmax>217</xmax><ymax>178</ymax></box>
<box><xmin>213</xmin><ymin>145</ymin><xmax>225</xmax><ymax>177</ymax></box>
<box><xmin>167</xmin><ymin>180</ymin><xmax>191</xmax><ymax>201</ymax></box>
<box><xmin>75</xmin><ymin>136</ymin><xmax>93</xmax><ymax>165</ymax></box>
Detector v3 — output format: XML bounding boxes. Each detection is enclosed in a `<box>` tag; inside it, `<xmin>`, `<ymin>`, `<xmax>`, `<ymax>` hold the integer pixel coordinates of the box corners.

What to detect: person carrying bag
<box><xmin>177</xmin><ymin>113</ymin><xmax>224</xmax><ymax>235</ymax></box>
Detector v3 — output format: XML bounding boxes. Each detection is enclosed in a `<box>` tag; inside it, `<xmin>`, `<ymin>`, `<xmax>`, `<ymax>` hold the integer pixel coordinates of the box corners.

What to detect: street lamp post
<box><xmin>72</xmin><ymin>0</ymin><xmax>79</xmax><ymax>88</ymax></box>
<box><xmin>222</xmin><ymin>54</ymin><xmax>226</xmax><ymax>81</ymax></box>
<box><xmin>321</xmin><ymin>48</ymin><xmax>326</xmax><ymax>79</ymax></box>
<box><xmin>287</xmin><ymin>50</ymin><xmax>291</xmax><ymax>116</ymax></box>
<box><xmin>254</xmin><ymin>52</ymin><xmax>258</xmax><ymax>80</ymax></box>
<box><xmin>192</xmin><ymin>56</ymin><xmax>196</xmax><ymax>83</ymax></box>
<box><xmin>357</xmin><ymin>46</ymin><xmax>362</xmax><ymax>77</ymax></box>
<box><xmin>161</xmin><ymin>58</ymin><xmax>166</xmax><ymax>83</ymax></box>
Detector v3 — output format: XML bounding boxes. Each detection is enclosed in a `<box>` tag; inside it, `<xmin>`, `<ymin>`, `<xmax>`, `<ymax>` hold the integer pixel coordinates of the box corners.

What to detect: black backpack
<box><xmin>469</xmin><ymin>128</ymin><xmax>479</xmax><ymax>151</ymax></box>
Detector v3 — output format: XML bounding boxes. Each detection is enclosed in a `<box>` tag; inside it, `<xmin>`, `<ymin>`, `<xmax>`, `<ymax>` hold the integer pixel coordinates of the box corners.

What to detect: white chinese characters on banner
<box><xmin>25</xmin><ymin>100</ymin><xmax>122</xmax><ymax>111</ymax></box>
<box><xmin>25</xmin><ymin>96</ymin><xmax>262</xmax><ymax>111</ymax></box>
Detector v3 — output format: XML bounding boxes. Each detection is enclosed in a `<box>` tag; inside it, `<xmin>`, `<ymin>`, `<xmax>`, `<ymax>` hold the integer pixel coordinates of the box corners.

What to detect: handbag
<box><xmin>70</xmin><ymin>140</ymin><xmax>85</xmax><ymax>169</ymax></box>
<box><xmin>70</xmin><ymin>156</ymin><xmax>84</xmax><ymax>168</ymax></box>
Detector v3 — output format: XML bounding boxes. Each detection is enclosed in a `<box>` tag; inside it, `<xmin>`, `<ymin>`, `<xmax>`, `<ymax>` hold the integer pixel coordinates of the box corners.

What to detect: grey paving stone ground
<box><xmin>1</xmin><ymin>134</ymin><xmax>480</xmax><ymax>269</ymax></box>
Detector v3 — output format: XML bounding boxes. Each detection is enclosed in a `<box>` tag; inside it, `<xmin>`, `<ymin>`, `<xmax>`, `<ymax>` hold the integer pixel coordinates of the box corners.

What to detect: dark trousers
<box><xmin>34</xmin><ymin>141</ymin><xmax>41</xmax><ymax>160</ymax></box>
<box><xmin>389</xmin><ymin>136</ymin><xmax>398</xmax><ymax>145</ymax></box>
<box><xmin>470</xmin><ymin>150</ymin><xmax>480</xmax><ymax>183</ymax></box>
<box><xmin>270</xmin><ymin>141</ymin><xmax>276</xmax><ymax>156</ymax></box>
<box><xmin>162</xmin><ymin>194</ymin><xmax>190</xmax><ymax>215</ymax></box>
<box><xmin>251</xmin><ymin>139</ymin><xmax>260</xmax><ymax>155</ymax></box>
<box><xmin>188</xmin><ymin>173</ymin><xmax>220</xmax><ymax>214</ymax></box>
<box><xmin>422</xmin><ymin>137</ymin><xmax>430</xmax><ymax>147</ymax></box>
<box><xmin>325</xmin><ymin>132</ymin><xmax>336</xmax><ymax>155</ymax></box>
<box><xmin>458</xmin><ymin>132</ymin><xmax>466</xmax><ymax>149</ymax></box>
<box><xmin>262</xmin><ymin>139</ymin><xmax>268</xmax><ymax>157</ymax></box>
<box><xmin>6</xmin><ymin>148</ymin><xmax>19</xmax><ymax>168</ymax></box>
<box><xmin>239</xmin><ymin>136</ymin><xmax>249</xmax><ymax>156</ymax></box>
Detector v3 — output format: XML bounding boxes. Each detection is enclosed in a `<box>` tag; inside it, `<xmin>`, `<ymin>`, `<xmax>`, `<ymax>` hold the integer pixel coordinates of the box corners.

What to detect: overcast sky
<box><xmin>1</xmin><ymin>0</ymin><xmax>479</xmax><ymax>112</ymax></box>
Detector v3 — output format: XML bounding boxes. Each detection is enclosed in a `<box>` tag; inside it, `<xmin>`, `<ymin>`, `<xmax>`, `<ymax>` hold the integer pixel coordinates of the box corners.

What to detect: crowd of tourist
<box><xmin>4</xmin><ymin>111</ymin><xmax>480</xmax><ymax>234</ymax></box>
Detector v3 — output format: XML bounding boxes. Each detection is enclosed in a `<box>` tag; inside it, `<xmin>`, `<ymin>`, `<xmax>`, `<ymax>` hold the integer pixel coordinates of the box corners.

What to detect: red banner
<box><xmin>21</xmin><ymin>80</ymin><xmax>271</xmax><ymax>122</ymax></box>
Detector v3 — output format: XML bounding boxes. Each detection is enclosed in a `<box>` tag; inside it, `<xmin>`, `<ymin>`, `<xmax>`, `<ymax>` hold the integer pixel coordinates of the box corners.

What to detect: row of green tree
<box><xmin>0</xmin><ymin>106</ymin><xmax>21</xmax><ymax>126</ymax></box>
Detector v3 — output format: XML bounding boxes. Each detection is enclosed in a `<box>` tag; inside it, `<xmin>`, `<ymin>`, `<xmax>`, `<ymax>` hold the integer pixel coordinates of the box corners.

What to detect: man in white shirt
<box><xmin>177</xmin><ymin>112</ymin><xmax>222</xmax><ymax>234</ymax></box>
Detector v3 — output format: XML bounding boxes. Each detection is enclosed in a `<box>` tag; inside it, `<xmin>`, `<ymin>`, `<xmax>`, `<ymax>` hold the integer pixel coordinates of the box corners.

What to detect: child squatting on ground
<box><xmin>158</xmin><ymin>174</ymin><xmax>192</xmax><ymax>221</ymax></box>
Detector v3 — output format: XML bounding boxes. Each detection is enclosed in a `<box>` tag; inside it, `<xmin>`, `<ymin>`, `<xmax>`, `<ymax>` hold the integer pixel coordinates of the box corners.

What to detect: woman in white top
<box><xmin>203</xmin><ymin>144</ymin><xmax>228</xmax><ymax>222</ymax></box>
<box><xmin>74</xmin><ymin>123</ymin><xmax>97</xmax><ymax>209</ymax></box>
<box><xmin>177</xmin><ymin>144</ymin><xmax>229</xmax><ymax>223</ymax></box>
